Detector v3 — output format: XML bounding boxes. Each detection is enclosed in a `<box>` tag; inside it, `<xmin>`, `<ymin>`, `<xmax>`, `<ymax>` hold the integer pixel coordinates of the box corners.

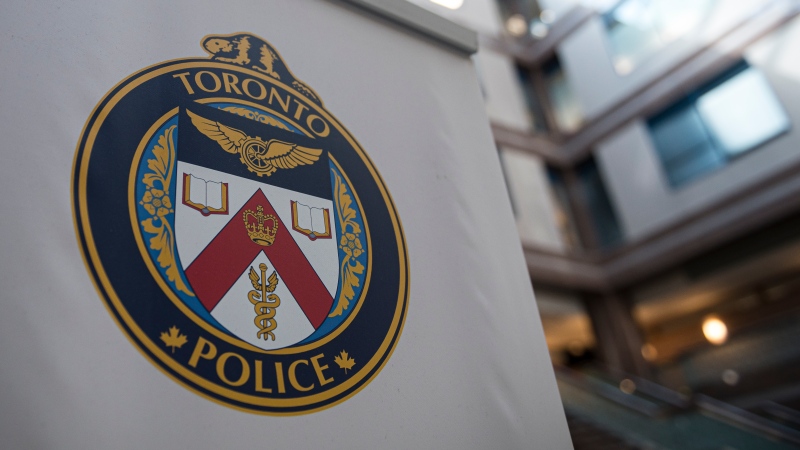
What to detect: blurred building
<box><xmin>410</xmin><ymin>0</ymin><xmax>800</xmax><ymax>447</ymax></box>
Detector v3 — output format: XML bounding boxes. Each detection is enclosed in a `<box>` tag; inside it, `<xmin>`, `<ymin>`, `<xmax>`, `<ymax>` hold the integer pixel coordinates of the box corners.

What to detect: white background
<box><xmin>0</xmin><ymin>1</ymin><xmax>572</xmax><ymax>448</ymax></box>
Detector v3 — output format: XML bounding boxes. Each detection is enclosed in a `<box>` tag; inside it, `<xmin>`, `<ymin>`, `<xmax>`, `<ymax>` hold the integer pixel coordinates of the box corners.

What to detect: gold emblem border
<box><xmin>72</xmin><ymin>60</ymin><xmax>409</xmax><ymax>414</ymax></box>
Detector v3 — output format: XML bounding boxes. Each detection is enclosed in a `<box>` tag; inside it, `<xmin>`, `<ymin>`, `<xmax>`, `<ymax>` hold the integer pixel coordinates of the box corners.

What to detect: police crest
<box><xmin>72</xmin><ymin>33</ymin><xmax>408</xmax><ymax>414</ymax></box>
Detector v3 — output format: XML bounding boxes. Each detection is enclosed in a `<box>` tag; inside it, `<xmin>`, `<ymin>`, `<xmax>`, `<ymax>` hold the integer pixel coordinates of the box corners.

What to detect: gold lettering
<box><xmin>172</xmin><ymin>72</ymin><xmax>195</xmax><ymax>95</ymax></box>
<box><xmin>216</xmin><ymin>352</ymin><xmax>250</xmax><ymax>387</ymax></box>
<box><xmin>310</xmin><ymin>353</ymin><xmax>333</xmax><ymax>386</ymax></box>
<box><xmin>288</xmin><ymin>359</ymin><xmax>314</xmax><ymax>392</ymax></box>
<box><xmin>275</xmin><ymin>362</ymin><xmax>287</xmax><ymax>394</ymax></box>
<box><xmin>195</xmin><ymin>71</ymin><xmax>222</xmax><ymax>93</ymax></box>
<box><xmin>222</xmin><ymin>72</ymin><xmax>243</xmax><ymax>95</ymax></box>
<box><xmin>242</xmin><ymin>78</ymin><xmax>267</xmax><ymax>100</ymax></box>
<box><xmin>188</xmin><ymin>336</ymin><xmax>217</xmax><ymax>367</ymax></box>
<box><xmin>254</xmin><ymin>360</ymin><xmax>272</xmax><ymax>393</ymax></box>
<box><xmin>269</xmin><ymin>88</ymin><xmax>291</xmax><ymax>113</ymax></box>
<box><xmin>307</xmin><ymin>115</ymin><xmax>330</xmax><ymax>137</ymax></box>
<box><xmin>293</xmin><ymin>100</ymin><xmax>308</xmax><ymax>120</ymax></box>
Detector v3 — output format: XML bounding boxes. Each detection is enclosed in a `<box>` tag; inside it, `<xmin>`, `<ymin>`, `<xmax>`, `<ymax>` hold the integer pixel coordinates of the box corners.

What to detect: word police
<box><xmin>189</xmin><ymin>336</ymin><xmax>335</xmax><ymax>394</ymax></box>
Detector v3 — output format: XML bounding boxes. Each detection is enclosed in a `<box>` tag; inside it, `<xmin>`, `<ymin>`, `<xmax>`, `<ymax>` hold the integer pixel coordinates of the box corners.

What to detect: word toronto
<box><xmin>173</xmin><ymin>69</ymin><xmax>331</xmax><ymax>138</ymax></box>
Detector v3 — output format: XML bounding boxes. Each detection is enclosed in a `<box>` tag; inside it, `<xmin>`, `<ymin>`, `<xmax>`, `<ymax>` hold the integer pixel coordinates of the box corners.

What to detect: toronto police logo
<box><xmin>72</xmin><ymin>33</ymin><xmax>409</xmax><ymax>414</ymax></box>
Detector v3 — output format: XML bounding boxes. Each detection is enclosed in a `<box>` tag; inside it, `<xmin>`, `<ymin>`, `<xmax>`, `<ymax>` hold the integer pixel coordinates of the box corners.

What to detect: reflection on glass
<box><xmin>574</xmin><ymin>0</ymin><xmax>619</xmax><ymax>12</ymax></box>
<box><xmin>605</xmin><ymin>0</ymin><xmax>715</xmax><ymax>75</ymax></box>
<box><xmin>648</xmin><ymin>61</ymin><xmax>790</xmax><ymax>187</ymax></box>
<box><xmin>430</xmin><ymin>0</ymin><xmax>464</xmax><ymax>9</ymax></box>
<box><xmin>516</xmin><ymin>66</ymin><xmax>551</xmax><ymax>134</ymax></box>
<box><xmin>506</xmin><ymin>13</ymin><xmax>529</xmax><ymax>37</ymax></box>
<box><xmin>543</xmin><ymin>57</ymin><xmax>584</xmax><ymax>134</ymax></box>
<box><xmin>649</xmin><ymin>102</ymin><xmax>724</xmax><ymax>186</ymax></box>
<box><xmin>540</xmin><ymin>9</ymin><xmax>557</xmax><ymax>24</ymax></box>
<box><xmin>546</xmin><ymin>167</ymin><xmax>583</xmax><ymax>251</ymax></box>
<box><xmin>538</xmin><ymin>0</ymin><xmax>619</xmax><ymax>17</ymax></box>
<box><xmin>497</xmin><ymin>0</ymin><xmax>543</xmax><ymax>37</ymax></box>
<box><xmin>530</xmin><ymin>21</ymin><xmax>550</xmax><ymax>38</ymax></box>
<box><xmin>697</xmin><ymin>69</ymin><xmax>791</xmax><ymax>155</ymax></box>
<box><xmin>577</xmin><ymin>158</ymin><xmax>623</xmax><ymax>249</ymax></box>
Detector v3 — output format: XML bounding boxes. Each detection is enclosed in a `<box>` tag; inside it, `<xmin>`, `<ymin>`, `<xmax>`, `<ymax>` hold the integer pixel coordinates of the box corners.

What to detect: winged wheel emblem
<box><xmin>187</xmin><ymin>109</ymin><xmax>322</xmax><ymax>176</ymax></box>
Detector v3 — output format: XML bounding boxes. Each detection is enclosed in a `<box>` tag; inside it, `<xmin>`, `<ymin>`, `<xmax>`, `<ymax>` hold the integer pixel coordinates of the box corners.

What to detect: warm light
<box><xmin>702</xmin><ymin>317</ymin><xmax>728</xmax><ymax>345</ymax></box>
<box><xmin>430</xmin><ymin>0</ymin><xmax>464</xmax><ymax>10</ymax></box>
<box><xmin>641</xmin><ymin>343</ymin><xmax>658</xmax><ymax>361</ymax></box>
<box><xmin>567</xmin><ymin>340</ymin><xmax>585</xmax><ymax>357</ymax></box>
<box><xmin>619</xmin><ymin>379</ymin><xmax>636</xmax><ymax>394</ymax></box>
<box><xmin>506</xmin><ymin>14</ymin><xmax>528</xmax><ymax>37</ymax></box>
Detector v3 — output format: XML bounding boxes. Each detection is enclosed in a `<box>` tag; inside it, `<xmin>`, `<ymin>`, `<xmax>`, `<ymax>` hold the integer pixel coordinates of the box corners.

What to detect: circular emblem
<box><xmin>72</xmin><ymin>33</ymin><xmax>409</xmax><ymax>414</ymax></box>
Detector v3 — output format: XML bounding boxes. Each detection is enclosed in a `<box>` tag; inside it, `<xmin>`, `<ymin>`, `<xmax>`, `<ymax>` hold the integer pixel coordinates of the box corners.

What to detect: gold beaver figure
<box><xmin>201</xmin><ymin>33</ymin><xmax>321</xmax><ymax>105</ymax></box>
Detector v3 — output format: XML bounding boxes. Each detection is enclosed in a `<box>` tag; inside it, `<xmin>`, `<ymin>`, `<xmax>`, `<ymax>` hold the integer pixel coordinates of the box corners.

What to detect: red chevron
<box><xmin>184</xmin><ymin>189</ymin><xmax>333</xmax><ymax>329</ymax></box>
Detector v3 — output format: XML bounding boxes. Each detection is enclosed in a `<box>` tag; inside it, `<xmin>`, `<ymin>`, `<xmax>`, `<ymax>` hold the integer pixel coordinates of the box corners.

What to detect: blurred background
<box><xmin>407</xmin><ymin>0</ymin><xmax>800</xmax><ymax>448</ymax></box>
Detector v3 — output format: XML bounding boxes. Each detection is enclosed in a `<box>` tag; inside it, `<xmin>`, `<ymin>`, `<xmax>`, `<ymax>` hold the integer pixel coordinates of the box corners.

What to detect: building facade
<box><xmin>411</xmin><ymin>0</ymin><xmax>800</xmax><ymax>446</ymax></box>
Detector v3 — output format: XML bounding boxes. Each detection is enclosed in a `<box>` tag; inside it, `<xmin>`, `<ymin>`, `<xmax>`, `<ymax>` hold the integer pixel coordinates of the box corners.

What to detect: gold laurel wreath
<box><xmin>329</xmin><ymin>169</ymin><xmax>365</xmax><ymax>317</ymax></box>
<box><xmin>139</xmin><ymin>125</ymin><xmax>194</xmax><ymax>296</ymax></box>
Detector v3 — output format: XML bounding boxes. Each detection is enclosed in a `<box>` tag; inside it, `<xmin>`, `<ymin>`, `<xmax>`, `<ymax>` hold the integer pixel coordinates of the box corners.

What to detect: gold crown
<box><xmin>243</xmin><ymin>205</ymin><xmax>278</xmax><ymax>246</ymax></box>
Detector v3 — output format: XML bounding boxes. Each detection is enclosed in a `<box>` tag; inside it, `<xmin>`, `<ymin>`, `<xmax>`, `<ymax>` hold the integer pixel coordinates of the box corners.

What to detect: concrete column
<box><xmin>584</xmin><ymin>291</ymin><xmax>651</xmax><ymax>377</ymax></box>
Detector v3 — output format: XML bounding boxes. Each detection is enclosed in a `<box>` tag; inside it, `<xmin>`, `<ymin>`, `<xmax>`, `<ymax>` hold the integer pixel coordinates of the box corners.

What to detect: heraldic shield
<box><xmin>172</xmin><ymin>103</ymin><xmax>340</xmax><ymax>350</ymax></box>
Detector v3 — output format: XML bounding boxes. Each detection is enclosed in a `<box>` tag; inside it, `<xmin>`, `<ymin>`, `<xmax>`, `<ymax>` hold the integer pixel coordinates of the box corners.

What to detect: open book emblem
<box><xmin>182</xmin><ymin>173</ymin><xmax>229</xmax><ymax>215</ymax></box>
<box><xmin>291</xmin><ymin>201</ymin><xmax>331</xmax><ymax>240</ymax></box>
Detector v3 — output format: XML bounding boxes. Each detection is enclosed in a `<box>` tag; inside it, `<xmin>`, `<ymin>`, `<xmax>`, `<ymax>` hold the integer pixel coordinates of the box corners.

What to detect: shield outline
<box><xmin>172</xmin><ymin>146</ymin><xmax>343</xmax><ymax>351</ymax></box>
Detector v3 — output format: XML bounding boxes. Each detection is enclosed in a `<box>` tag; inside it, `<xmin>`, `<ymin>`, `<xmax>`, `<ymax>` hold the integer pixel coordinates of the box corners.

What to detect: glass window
<box><xmin>697</xmin><ymin>68</ymin><xmax>791</xmax><ymax>156</ymax></box>
<box><xmin>546</xmin><ymin>167</ymin><xmax>583</xmax><ymax>251</ymax></box>
<box><xmin>546</xmin><ymin>161</ymin><xmax>623</xmax><ymax>251</ymax></box>
<box><xmin>516</xmin><ymin>66</ymin><xmax>551</xmax><ymax>134</ymax></box>
<box><xmin>517</xmin><ymin>57</ymin><xmax>585</xmax><ymax>136</ymax></box>
<box><xmin>648</xmin><ymin>61</ymin><xmax>790</xmax><ymax>187</ymax></box>
<box><xmin>649</xmin><ymin>101</ymin><xmax>724</xmax><ymax>186</ymax></box>
<box><xmin>576</xmin><ymin>158</ymin><xmax>624</xmax><ymax>249</ymax></box>
<box><xmin>604</xmin><ymin>0</ymin><xmax>715</xmax><ymax>75</ymax></box>
<box><xmin>534</xmin><ymin>287</ymin><xmax>597</xmax><ymax>367</ymax></box>
<box><xmin>496</xmin><ymin>0</ymin><xmax>620</xmax><ymax>40</ymax></box>
<box><xmin>542</xmin><ymin>57</ymin><xmax>584</xmax><ymax>134</ymax></box>
<box><xmin>496</xmin><ymin>0</ymin><xmax>546</xmax><ymax>39</ymax></box>
<box><xmin>496</xmin><ymin>0</ymin><xmax>542</xmax><ymax>25</ymax></box>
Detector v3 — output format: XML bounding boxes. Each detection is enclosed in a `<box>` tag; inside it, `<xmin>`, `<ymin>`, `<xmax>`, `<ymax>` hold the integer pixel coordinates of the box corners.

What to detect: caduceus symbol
<box><xmin>248</xmin><ymin>263</ymin><xmax>281</xmax><ymax>341</ymax></box>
